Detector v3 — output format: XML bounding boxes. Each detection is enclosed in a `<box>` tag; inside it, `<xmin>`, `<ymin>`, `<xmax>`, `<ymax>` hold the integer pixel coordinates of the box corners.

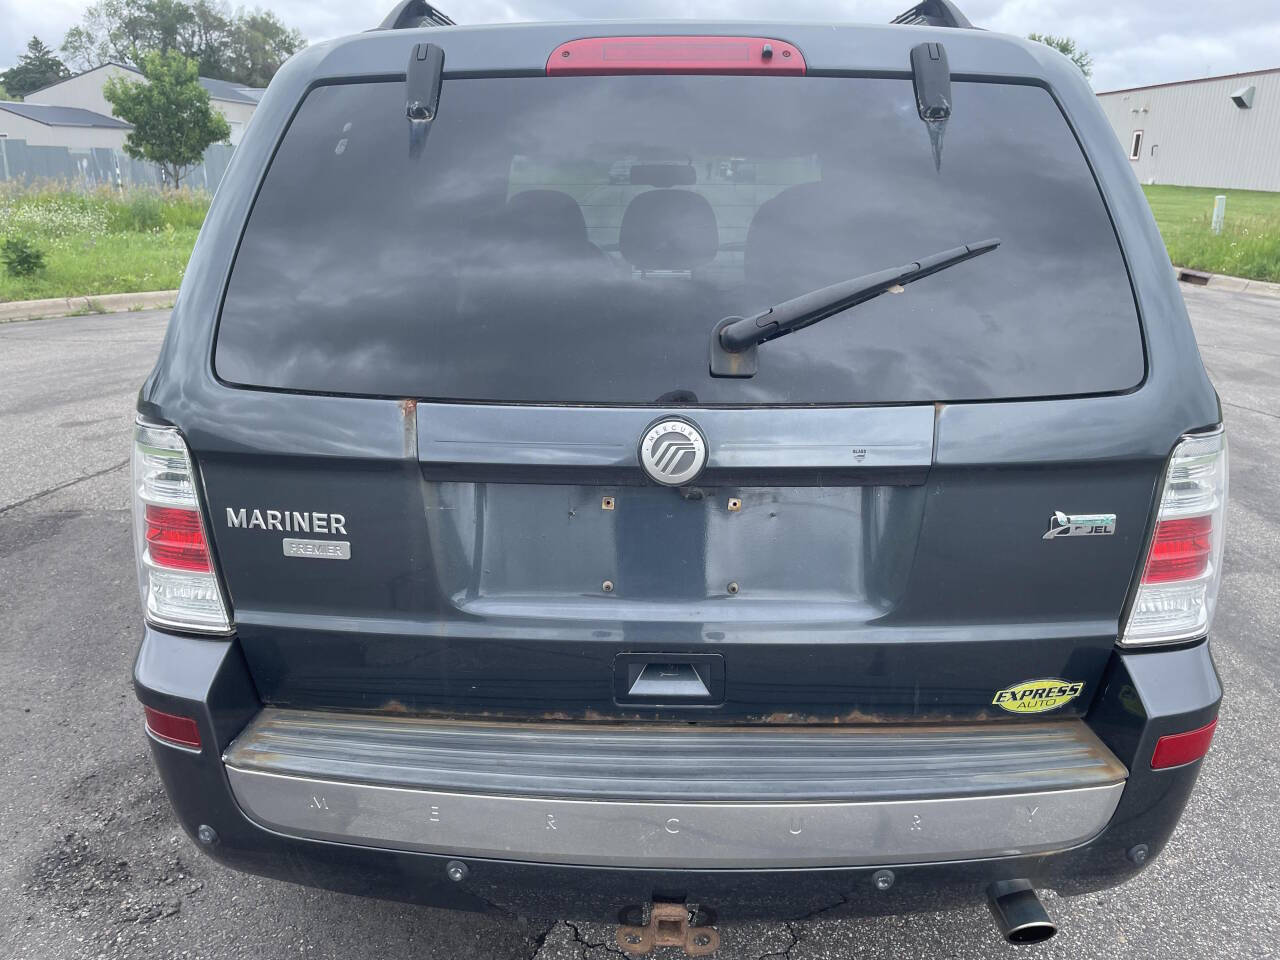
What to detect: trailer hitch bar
<box><xmin>617</xmin><ymin>902</ymin><xmax>720</xmax><ymax>956</ymax></box>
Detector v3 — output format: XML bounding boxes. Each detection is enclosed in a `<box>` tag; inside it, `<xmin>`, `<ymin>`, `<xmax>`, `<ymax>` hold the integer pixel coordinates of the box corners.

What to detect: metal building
<box><xmin>1097</xmin><ymin>67</ymin><xmax>1280</xmax><ymax>192</ymax></box>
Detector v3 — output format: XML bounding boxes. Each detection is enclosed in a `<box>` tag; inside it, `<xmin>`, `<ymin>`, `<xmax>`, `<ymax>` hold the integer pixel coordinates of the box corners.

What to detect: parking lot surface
<box><xmin>0</xmin><ymin>284</ymin><xmax>1276</xmax><ymax>959</ymax></box>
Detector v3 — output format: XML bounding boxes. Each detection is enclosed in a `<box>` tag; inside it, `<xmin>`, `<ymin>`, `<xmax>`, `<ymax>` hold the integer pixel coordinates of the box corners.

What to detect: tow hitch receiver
<box><xmin>617</xmin><ymin>903</ymin><xmax>720</xmax><ymax>956</ymax></box>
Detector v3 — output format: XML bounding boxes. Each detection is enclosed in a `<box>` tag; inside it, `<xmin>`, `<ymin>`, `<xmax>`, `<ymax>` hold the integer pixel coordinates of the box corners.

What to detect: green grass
<box><xmin>1142</xmin><ymin>184</ymin><xmax>1280</xmax><ymax>283</ymax></box>
<box><xmin>0</xmin><ymin>183</ymin><xmax>208</xmax><ymax>302</ymax></box>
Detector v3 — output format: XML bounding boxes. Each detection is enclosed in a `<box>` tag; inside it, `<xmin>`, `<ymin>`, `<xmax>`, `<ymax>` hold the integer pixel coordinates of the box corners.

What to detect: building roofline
<box><xmin>0</xmin><ymin>101</ymin><xmax>133</xmax><ymax>129</ymax></box>
<box><xmin>22</xmin><ymin>59</ymin><xmax>262</xmax><ymax>105</ymax></box>
<box><xmin>19</xmin><ymin>61</ymin><xmax>137</xmax><ymax>99</ymax></box>
<box><xmin>1097</xmin><ymin>65</ymin><xmax>1280</xmax><ymax>96</ymax></box>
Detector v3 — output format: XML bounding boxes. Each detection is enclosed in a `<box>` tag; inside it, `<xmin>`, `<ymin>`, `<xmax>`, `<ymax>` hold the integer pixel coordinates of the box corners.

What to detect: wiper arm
<box><xmin>710</xmin><ymin>238</ymin><xmax>1000</xmax><ymax>378</ymax></box>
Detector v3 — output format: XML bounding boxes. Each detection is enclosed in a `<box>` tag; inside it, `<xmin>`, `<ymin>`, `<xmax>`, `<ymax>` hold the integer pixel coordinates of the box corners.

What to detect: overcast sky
<box><xmin>3</xmin><ymin>0</ymin><xmax>1278</xmax><ymax>92</ymax></box>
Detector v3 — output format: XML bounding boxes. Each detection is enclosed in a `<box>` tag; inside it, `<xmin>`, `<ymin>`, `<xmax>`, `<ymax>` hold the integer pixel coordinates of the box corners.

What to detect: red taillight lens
<box><xmin>547</xmin><ymin>36</ymin><xmax>806</xmax><ymax>76</ymax></box>
<box><xmin>143</xmin><ymin>705</ymin><xmax>202</xmax><ymax>750</ymax></box>
<box><xmin>1151</xmin><ymin>718</ymin><xmax>1217</xmax><ymax>769</ymax></box>
<box><xmin>144</xmin><ymin>504</ymin><xmax>211</xmax><ymax>572</ymax></box>
<box><xmin>1142</xmin><ymin>515</ymin><xmax>1213</xmax><ymax>584</ymax></box>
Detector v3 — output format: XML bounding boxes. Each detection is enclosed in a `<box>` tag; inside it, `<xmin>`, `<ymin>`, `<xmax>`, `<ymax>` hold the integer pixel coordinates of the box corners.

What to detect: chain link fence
<box><xmin>0</xmin><ymin>139</ymin><xmax>235</xmax><ymax>191</ymax></box>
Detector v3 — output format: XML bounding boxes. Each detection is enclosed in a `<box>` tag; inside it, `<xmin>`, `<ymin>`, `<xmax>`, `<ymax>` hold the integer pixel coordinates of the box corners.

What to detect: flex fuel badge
<box><xmin>993</xmin><ymin>679</ymin><xmax>1085</xmax><ymax>714</ymax></box>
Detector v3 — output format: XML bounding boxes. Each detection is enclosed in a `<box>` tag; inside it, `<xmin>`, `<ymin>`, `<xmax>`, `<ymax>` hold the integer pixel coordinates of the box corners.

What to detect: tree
<box><xmin>64</xmin><ymin>0</ymin><xmax>230</xmax><ymax>75</ymax></box>
<box><xmin>0</xmin><ymin>82</ymin><xmax>12</xmax><ymax>101</ymax></box>
<box><xmin>1028</xmin><ymin>33</ymin><xmax>1093</xmax><ymax>79</ymax></box>
<box><xmin>62</xmin><ymin>0</ymin><xmax>304</xmax><ymax>85</ymax></box>
<box><xmin>61</xmin><ymin>0</ymin><xmax>129</xmax><ymax>72</ymax></box>
<box><xmin>1</xmin><ymin>37</ymin><xmax>72</xmax><ymax>98</ymax></box>
<box><xmin>227</xmin><ymin>11</ymin><xmax>306</xmax><ymax>87</ymax></box>
<box><xmin>187</xmin><ymin>1</ymin><xmax>235</xmax><ymax>79</ymax></box>
<box><xmin>103</xmin><ymin>50</ymin><xmax>230</xmax><ymax>188</ymax></box>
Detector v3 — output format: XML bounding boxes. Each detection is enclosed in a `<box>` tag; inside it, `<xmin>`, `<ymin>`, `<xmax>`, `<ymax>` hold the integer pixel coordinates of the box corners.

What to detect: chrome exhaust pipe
<box><xmin>987</xmin><ymin>880</ymin><xmax>1057</xmax><ymax>945</ymax></box>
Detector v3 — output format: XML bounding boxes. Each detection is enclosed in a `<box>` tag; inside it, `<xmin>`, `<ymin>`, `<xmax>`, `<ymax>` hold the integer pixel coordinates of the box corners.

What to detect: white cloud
<box><xmin>2</xmin><ymin>0</ymin><xmax>1276</xmax><ymax>93</ymax></box>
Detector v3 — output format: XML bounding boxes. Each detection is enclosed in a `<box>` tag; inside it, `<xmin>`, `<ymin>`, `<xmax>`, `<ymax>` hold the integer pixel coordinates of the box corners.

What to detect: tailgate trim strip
<box><xmin>225</xmin><ymin>768</ymin><xmax>1124</xmax><ymax>868</ymax></box>
<box><xmin>417</xmin><ymin>403</ymin><xmax>935</xmax><ymax>472</ymax></box>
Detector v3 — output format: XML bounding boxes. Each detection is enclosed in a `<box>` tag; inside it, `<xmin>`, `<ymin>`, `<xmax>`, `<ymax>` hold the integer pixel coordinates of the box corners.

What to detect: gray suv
<box><xmin>131</xmin><ymin>0</ymin><xmax>1225</xmax><ymax>950</ymax></box>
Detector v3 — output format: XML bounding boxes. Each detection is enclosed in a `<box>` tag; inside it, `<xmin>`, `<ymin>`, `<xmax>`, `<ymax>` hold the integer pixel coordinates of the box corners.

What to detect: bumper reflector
<box><xmin>144</xmin><ymin>705</ymin><xmax>202</xmax><ymax>750</ymax></box>
<box><xmin>1151</xmin><ymin>718</ymin><xmax>1217</xmax><ymax>769</ymax></box>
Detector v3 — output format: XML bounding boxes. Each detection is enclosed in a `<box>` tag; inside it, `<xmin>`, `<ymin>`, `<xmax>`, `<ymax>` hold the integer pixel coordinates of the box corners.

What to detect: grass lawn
<box><xmin>0</xmin><ymin>185</ymin><xmax>207</xmax><ymax>303</ymax></box>
<box><xmin>1142</xmin><ymin>184</ymin><xmax>1280</xmax><ymax>283</ymax></box>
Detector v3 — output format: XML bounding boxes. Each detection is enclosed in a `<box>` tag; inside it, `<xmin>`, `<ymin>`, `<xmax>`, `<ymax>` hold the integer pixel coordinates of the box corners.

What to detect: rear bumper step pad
<box><xmin>224</xmin><ymin>709</ymin><xmax>1127</xmax><ymax>801</ymax></box>
<box><xmin>223</xmin><ymin>710</ymin><xmax>1126</xmax><ymax>868</ymax></box>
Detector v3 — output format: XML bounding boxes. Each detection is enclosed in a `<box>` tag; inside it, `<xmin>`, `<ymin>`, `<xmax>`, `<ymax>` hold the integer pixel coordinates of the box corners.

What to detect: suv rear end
<box><xmin>131</xmin><ymin>4</ymin><xmax>1225</xmax><ymax>946</ymax></box>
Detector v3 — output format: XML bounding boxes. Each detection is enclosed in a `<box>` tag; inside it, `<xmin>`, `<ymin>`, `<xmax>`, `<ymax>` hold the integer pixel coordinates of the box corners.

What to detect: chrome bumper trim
<box><xmin>225</xmin><ymin>767</ymin><xmax>1123</xmax><ymax>869</ymax></box>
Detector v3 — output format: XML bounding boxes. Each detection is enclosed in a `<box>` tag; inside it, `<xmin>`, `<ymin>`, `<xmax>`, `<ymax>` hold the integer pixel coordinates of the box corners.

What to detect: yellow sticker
<box><xmin>992</xmin><ymin>679</ymin><xmax>1085</xmax><ymax>714</ymax></box>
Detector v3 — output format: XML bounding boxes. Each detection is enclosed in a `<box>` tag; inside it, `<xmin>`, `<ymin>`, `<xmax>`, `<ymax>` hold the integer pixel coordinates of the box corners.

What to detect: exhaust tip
<box><xmin>987</xmin><ymin>880</ymin><xmax>1057</xmax><ymax>946</ymax></box>
<box><xmin>1004</xmin><ymin>919</ymin><xmax>1057</xmax><ymax>945</ymax></box>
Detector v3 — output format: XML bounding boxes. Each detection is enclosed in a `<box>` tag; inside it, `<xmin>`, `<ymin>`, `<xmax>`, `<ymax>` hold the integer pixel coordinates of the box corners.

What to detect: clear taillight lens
<box><xmin>132</xmin><ymin>419</ymin><xmax>232</xmax><ymax>634</ymax></box>
<box><xmin>1121</xmin><ymin>428</ymin><xmax>1227</xmax><ymax>646</ymax></box>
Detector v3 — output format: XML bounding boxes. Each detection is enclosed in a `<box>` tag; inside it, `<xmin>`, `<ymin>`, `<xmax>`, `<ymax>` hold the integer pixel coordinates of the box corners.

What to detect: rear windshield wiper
<box><xmin>710</xmin><ymin>238</ymin><xmax>1000</xmax><ymax>378</ymax></box>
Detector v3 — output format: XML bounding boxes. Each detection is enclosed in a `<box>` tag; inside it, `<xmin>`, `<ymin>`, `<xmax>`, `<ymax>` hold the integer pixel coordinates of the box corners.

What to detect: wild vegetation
<box><xmin>1</xmin><ymin>182</ymin><xmax>1276</xmax><ymax>303</ymax></box>
<box><xmin>0</xmin><ymin>183</ymin><xmax>207</xmax><ymax>301</ymax></box>
<box><xmin>1143</xmin><ymin>185</ymin><xmax>1280</xmax><ymax>284</ymax></box>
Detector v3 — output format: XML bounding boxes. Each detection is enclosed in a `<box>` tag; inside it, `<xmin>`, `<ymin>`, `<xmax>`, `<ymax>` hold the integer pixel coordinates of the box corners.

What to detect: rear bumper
<box><xmin>134</xmin><ymin>626</ymin><xmax>1220</xmax><ymax>922</ymax></box>
<box><xmin>222</xmin><ymin>706</ymin><xmax>1126</xmax><ymax>869</ymax></box>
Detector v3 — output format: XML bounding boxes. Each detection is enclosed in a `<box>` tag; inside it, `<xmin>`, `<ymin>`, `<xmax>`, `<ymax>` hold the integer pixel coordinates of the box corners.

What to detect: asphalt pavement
<box><xmin>0</xmin><ymin>285</ymin><xmax>1277</xmax><ymax>959</ymax></box>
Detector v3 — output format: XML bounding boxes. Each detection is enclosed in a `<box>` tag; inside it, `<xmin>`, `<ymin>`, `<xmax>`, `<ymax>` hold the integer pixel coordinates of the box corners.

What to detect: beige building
<box><xmin>1097</xmin><ymin>67</ymin><xmax>1280</xmax><ymax>192</ymax></box>
<box><xmin>9</xmin><ymin>62</ymin><xmax>263</xmax><ymax>147</ymax></box>
<box><xmin>0</xmin><ymin>102</ymin><xmax>131</xmax><ymax>149</ymax></box>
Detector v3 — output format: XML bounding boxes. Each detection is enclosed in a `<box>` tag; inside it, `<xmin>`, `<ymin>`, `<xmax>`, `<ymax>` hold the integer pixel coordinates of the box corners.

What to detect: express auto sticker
<box><xmin>992</xmin><ymin>679</ymin><xmax>1085</xmax><ymax>714</ymax></box>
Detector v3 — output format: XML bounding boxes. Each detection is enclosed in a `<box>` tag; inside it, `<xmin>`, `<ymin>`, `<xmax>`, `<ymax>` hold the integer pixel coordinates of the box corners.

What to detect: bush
<box><xmin>2</xmin><ymin>236</ymin><xmax>46</xmax><ymax>277</ymax></box>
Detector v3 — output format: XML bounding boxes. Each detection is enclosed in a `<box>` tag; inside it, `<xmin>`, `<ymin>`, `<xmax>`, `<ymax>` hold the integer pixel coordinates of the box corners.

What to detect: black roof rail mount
<box><xmin>405</xmin><ymin>41</ymin><xmax>444</xmax><ymax>157</ymax></box>
<box><xmin>406</xmin><ymin>43</ymin><xmax>445</xmax><ymax>122</ymax></box>
<box><xmin>380</xmin><ymin>0</ymin><xmax>454</xmax><ymax>30</ymax></box>
<box><xmin>911</xmin><ymin>42</ymin><xmax>952</xmax><ymax>121</ymax></box>
<box><xmin>891</xmin><ymin>0</ymin><xmax>973</xmax><ymax>29</ymax></box>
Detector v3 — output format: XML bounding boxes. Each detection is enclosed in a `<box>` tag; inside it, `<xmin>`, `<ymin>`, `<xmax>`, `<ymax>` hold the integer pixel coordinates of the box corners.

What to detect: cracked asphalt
<box><xmin>1</xmin><ymin>284</ymin><xmax>1277</xmax><ymax>959</ymax></box>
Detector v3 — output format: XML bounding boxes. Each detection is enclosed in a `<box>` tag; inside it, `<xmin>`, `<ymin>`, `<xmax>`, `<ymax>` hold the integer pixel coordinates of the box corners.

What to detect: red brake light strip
<box><xmin>548</xmin><ymin>36</ymin><xmax>806</xmax><ymax>76</ymax></box>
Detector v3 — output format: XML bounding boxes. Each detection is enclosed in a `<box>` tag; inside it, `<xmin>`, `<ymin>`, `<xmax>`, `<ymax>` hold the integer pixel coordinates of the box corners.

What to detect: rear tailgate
<box><xmin>197</xmin><ymin>63</ymin><xmax>1158</xmax><ymax>723</ymax></box>
<box><xmin>196</xmin><ymin>390</ymin><xmax>1158</xmax><ymax>722</ymax></box>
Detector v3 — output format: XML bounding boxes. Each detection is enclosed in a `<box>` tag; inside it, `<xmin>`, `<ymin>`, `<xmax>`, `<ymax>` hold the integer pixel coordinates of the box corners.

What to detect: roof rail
<box><xmin>378</xmin><ymin>0</ymin><xmax>455</xmax><ymax>30</ymax></box>
<box><xmin>890</xmin><ymin>0</ymin><xmax>973</xmax><ymax>29</ymax></box>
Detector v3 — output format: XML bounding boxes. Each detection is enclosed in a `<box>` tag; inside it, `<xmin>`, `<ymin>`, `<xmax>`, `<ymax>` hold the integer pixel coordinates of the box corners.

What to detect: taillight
<box><xmin>132</xmin><ymin>418</ymin><xmax>232</xmax><ymax>634</ymax></box>
<box><xmin>1121</xmin><ymin>428</ymin><xmax>1227</xmax><ymax>646</ymax></box>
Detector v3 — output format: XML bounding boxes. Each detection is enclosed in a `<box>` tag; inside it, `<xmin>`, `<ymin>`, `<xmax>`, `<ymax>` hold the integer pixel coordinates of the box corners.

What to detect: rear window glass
<box><xmin>216</xmin><ymin>76</ymin><xmax>1144</xmax><ymax>404</ymax></box>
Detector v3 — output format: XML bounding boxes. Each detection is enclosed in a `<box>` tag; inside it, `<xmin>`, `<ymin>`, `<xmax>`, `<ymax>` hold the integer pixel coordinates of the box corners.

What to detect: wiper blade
<box><xmin>710</xmin><ymin>238</ymin><xmax>1000</xmax><ymax>378</ymax></box>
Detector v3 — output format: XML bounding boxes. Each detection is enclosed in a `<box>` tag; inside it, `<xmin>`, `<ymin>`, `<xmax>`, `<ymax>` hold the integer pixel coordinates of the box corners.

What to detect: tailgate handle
<box><xmin>628</xmin><ymin>663</ymin><xmax>711</xmax><ymax>699</ymax></box>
